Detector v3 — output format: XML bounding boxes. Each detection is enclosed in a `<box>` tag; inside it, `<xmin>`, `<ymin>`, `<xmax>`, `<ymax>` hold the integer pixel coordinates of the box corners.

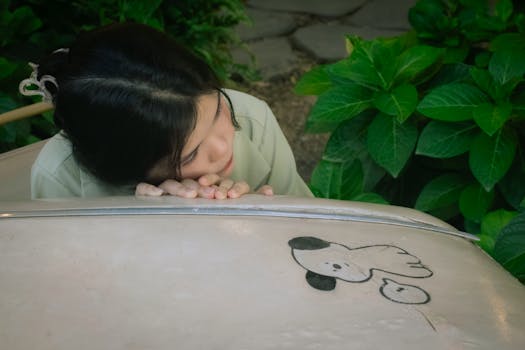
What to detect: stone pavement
<box><xmin>234</xmin><ymin>0</ymin><xmax>418</xmax><ymax>80</ymax></box>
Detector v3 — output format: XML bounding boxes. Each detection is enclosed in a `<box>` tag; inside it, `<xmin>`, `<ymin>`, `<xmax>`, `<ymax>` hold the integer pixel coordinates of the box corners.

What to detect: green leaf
<box><xmin>393</xmin><ymin>45</ymin><xmax>444</xmax><ymax>84</ymax></box>
<box><xmin>373</xmin><ymin>84</ymin><xmax>418</xmax><ymax>123</ymax></box>
<box><xmin>415</xmin><ymin>173</ymin><xmax>468</xmax><ymax>212</ymax></box>
<box><xmin>331</xmin><ymin>37</ymin><xmax>400</xmax><ymax>90</ymax></box>
<box><xmin>367</xmin><ymin>113</ymin><xmax>418</xmax><ymax>177</ymax></box>
<box><xmin>491</xmin><ymin>33</ymin><xmax>525</xmax><ymax>52</ymax></box>
<box><xmin>323</xmin><ymin>112</ymin><xmax>386</xmax><ymax>191</ymax></box>
<box><xmin>495</xmin><ymin>0</ymin><xmax>513</xmax><ymax>23</ymax></box>
<box><xmin>305</xmin><ymin>85</ymin><xmax>373</xmax><ymax>133</ymax></box>
<box><xmin>469</xmin><ymin>128</ymin><xmax>518</xmax><ymax>191</ymax></box>
<box><xmin>0</xmin><ymin>57</ymin><xmax>17</xmax><ymax>80</ymax></box>
<box><xmin>294</xmin><ymin>65</ymin><xmax>332</xmax><ymax>96</ymax></box>
<box><xmin>351</xmin><ymin>192</ymin><xmax>389</xmax><ymax>205</ymax></box>
<box><xmin>459</xmin><ymin>183</ymin><xmax>495</xmax><ymax>222</ymax></box>
<box><xmin>499</xmin><ymin>157</ymin><xmax>525</xmax><ymax>210</ymax></box>
<box><xmin>473</xmin><ymin>102</ymin><xmax>512</xmax><ymax>136</ymax></box>
<box><xmin>424</xmin><ymin>63</ymin><xmax>472</xmax><ymax>90</ymax></box>
<box><xmin>479</xmin><ymin>209</ymin><xmax>517</xmax><ymax>254</ymax></box>
<box><xmin>9</xmin><ymin>6</ymin><xmax>42</xmax><ymax>36</ymax></box>
<box><xmin>470</xmin><ymin>67</ymin><xmax>506</xmax><ymax>101</ymax></box>
<box><xmin>416</xmin><ymin>121</ymin><xmax>477</xmax><ymax>158</ymax></box>
<box><xmin>443</xmin><ymin>46</ymin><xmax>469</xmax><ymax>64</ymax></box>
<box><xmin>309</xmin><ymin>159</ymin><xmax>363</xmax><ymax>200</ymax></box>
<box><xmin>489</xmin><ymin>49</ymin><xmax>525</xmax><ymax>86</ymax></box>
<box><xmin>417</xmin><ymin>83</ymin><xmax>489</xmax><ymax>121</ymax></box>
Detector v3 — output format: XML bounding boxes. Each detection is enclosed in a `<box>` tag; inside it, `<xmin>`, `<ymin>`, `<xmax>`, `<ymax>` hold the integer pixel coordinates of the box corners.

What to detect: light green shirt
<box><xmin>31</xmin><ymin>89</ymin><xmax>312</xmax><ymax>198</ymax></box>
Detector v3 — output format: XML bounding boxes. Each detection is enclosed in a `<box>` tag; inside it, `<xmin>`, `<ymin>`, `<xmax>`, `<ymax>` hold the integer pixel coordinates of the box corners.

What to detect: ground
<box><xmin>237</xmin><ymin>53</ymin><xmax>328</xmax><ymax>182</ymax></box>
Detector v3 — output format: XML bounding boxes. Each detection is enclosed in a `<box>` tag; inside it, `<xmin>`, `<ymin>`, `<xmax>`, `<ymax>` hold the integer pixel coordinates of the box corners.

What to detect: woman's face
<box><xmin>179</xmin><ymin>90</ymin><xmax>236</xmax><ymax>179</ymax></box>
<box><xmin>148</xmin><ymin>90</ymin><xmax>236</xmax><ymax>182</ymax></box>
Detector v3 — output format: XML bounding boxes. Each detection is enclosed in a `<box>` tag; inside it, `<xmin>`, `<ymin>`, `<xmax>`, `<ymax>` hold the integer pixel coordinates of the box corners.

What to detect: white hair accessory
<box><xmin>19</xmin><ymin>62</ymin><xmax>58</xmax><ymax>103</ymax></box>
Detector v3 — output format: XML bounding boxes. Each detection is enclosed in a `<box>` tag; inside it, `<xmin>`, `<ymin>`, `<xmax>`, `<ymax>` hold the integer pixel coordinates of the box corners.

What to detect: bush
<box><xmin>0</xmin><ymin>0</ymin><xmax>248</xmax><ymax>152</ymax></box>
<box><xmin>295</xmin><ymin>0</ymin><xmax>525</xmax><ymax>282</ymax></box>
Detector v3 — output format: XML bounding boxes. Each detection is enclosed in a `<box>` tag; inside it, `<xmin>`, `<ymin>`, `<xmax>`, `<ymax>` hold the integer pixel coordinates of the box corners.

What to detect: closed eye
<box><xmin>181</xmin><ymin>148</ymin><xmax>199</xmax><ymax>166</ymax></box>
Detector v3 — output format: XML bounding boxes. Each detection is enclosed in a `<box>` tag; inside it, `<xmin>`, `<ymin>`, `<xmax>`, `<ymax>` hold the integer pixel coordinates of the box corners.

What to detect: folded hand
<box><xmin>135</xmin><ymin>174</ymin><xmax>273</xmax><ymax>199</ymax></box>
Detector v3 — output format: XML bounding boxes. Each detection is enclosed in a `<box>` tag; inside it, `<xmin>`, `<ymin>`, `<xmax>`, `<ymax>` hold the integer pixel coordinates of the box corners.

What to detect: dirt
<box><xmin>237</xmin><ymin>53</ymin><xmax>329</xmax><ymax>182</ymax></box>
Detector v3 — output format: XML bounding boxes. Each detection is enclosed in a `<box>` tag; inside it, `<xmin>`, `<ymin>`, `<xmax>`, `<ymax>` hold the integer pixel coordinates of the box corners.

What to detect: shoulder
<box><xmin>32</xmin><ymin>133</ymin><xmax>77</xmax><ymax>176</ymax></box>
<box><xmin>224</xmin><ymin>89</ymin><xmax>275</xmax><ymax>142</ymax></box>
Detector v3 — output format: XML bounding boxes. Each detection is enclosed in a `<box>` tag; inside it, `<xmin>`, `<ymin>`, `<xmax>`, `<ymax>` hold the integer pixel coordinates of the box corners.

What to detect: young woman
<box><xmin>26</xmin><ymin>23</ymin><xmax>312</xmax><ymax>199</ymax></box>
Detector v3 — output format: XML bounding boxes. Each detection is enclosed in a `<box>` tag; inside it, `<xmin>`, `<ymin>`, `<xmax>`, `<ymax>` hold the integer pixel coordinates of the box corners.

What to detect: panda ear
<box><xmin>306</xmin><ymin>271</ymin><xmax>336</xmax><ymax>291</ymax></box>
<box><xmin>288</xmin><ymin>236</ymin><xmax>330</xmax><ymax>250</ymax></box>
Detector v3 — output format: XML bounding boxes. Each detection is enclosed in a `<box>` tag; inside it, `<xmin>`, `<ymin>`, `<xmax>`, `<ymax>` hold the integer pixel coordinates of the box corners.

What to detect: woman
<box><xmin>26</xmin><ymin>23</ymin><xmax>312</xmax><ymax>199</ymax></box>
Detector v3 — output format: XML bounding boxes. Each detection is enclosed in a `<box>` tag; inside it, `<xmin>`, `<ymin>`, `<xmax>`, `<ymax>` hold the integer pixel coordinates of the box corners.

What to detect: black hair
<box><xmin>37</xmin><ymin>22</ymin><xmax>237</xmax><ymax>186</ymax></box>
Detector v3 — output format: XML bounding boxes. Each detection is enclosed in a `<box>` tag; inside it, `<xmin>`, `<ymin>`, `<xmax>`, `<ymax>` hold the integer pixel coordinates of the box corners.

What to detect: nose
<box><xmin>333</xmin><ymin>264</ymin><xmax>341</xmax><ymax>269</ymax></box>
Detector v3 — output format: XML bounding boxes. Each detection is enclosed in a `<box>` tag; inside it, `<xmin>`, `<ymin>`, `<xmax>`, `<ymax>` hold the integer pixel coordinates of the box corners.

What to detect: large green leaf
<box><xmin>367</xmin><ymin>113</ymin><xmax>418</xmax><ymax>178</ymax></box>
<box><xmin>322</xmin><ymin>112</ymin><xmax>386</xmax><ymax>192</ymax></box>
<box><xmin>305</xmin><ymin>85</ymin><xmax>374</xmax><ymax>133</ymax></box>
<box><xmin>309</xmin><ymin>159</ymin><xmax>363</xmax><ymax>200</ymax></box>
<box><xmin>416</xmin><ymin>121</ymin><xmax>477</xmax><ymax>158</ymax></box>
<box><xmin>473</xmin><ymin>102</ymin><xmax>512</xmax><ymax>136</ymax></box>
<box><xmin>373</xmin><ymin>84</ymin><xmax>418</xmax><ymax>123</ymax></box>
<box><xmin>415</xmin><ymin>173</ymin><xmax>468</xmax><ymax>212</ymax></box>
<box><xmin>294</xmin><ymin>65</ymin><xmax>332</xmax><ymax>96</ymax></box>
<box><xmin>417</xmin><ymin>83</ymin><xmax>489</xmax><ymax>121</ymax></box>
<box><xmin>459</xmin><ymin>183</ymin><xmax>495</xmax><ymax>222</ymax></box>
<box><xmin>351</xmin><ymin>192</ymin><xmax>388</xmax><ymax>204</ymax></box>
<box><xmin>495</xmin><ymin>0</ymin><xmax>513</xmax><ymax>23</ymax></box>
<box><xmin>490</xmin><ymin>33</ymin><xmax>525</xmax><ymax>52</ymax></box>
<box><xmin>330</xmin><ymin>37</ymin><xmax>400</xmax><ymax>90</ymax></box>
<box><xmin>393</xmin><ymin>45</ymin><xmax>444</xmax><ymax>84</ymax></box>
<box><xmin>478</xmin><ymin>209</ymin><xmax>517</xmax><ymax>254</ymax></box>
<box><xmin>499</xmin><ymin>157</ymin><xmax>525</xmax><ymax>210</ymax></box>
<box><xmin>489</xmin><ymin>49</ymin><xmax>525</xmax><ymax>86</ymax></box>
<box><xmin>0</xmin><ymin>57</ymin><xmax>17</xmax><ymax>80</ymax></box>
<box><xmin>424</xmin><ymin>63</ymin><xmax>472</xmax><ymax>90</ymax></box>
<box><xmin>469</xmin><ymin>128</ymin><xmax>518</xmax><ymax>191</ymax></box>
<box><xmin>323</xmin><ymin>112</ymin><xmax>371</xmax><ymax>162</ymax></box>
<box><xmin>493</xmin><ymin>211</ymin><xmax>525</xmax><ymax>279</ymax></box>
<box><xmin>470</xmin><ymin>67</ymin><xmax>505</xmax><ymax>101</ymax></box>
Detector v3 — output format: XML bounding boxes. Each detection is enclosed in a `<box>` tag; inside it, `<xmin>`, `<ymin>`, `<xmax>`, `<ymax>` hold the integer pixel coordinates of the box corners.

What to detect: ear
<box><xmin>288</xmin><ymin>236</ymin><xmax>330</xmax><ymax>250</ymax></box>
<box><xmin>306</xmin><ymin>270</ymin><xmax>336</xmax><ymax>291</ymax></box>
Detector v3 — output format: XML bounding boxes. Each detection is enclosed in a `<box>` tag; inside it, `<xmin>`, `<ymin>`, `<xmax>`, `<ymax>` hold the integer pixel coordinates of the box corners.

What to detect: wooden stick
<box><xmin>0</xmin><ymin>102</ymin><xmax>54</xmax><ymax>126</ymax></box>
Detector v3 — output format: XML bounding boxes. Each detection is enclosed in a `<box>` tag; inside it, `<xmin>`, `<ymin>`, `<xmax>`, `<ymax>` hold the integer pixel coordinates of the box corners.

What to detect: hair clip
<box><xmin>19</xmin><ymin>62</ymin><xmax>58</xmax><ymax>103</ymax></box>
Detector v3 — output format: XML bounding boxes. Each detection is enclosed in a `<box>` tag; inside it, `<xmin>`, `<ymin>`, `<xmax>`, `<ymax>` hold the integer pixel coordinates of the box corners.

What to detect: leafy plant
<box><xmin>0</xmin><ymin>0</ymin><xmax>249</xmax><ymax>152</ymax></box>
<box><xmin>295</xmin><ymin>0</ymin><xmax>525</xmax><ymax>281</ymax></box>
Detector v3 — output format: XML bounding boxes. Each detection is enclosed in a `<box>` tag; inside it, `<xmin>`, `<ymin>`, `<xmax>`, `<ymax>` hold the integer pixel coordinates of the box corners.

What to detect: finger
<box><xmin>218</xmin><ymin>178</ymin><xmax>234</xmax><ymax>190</ymax></box>
<box><xmin>198</xmin><ymin>185</ymin><xmax>216</xmax><ymax>199</ymax></box>
<box><xmin>181</xmin><ymin>178</ymin><xmax>200</xmax><ymax>191</ymax></box>
<box><xmin>182</xmin><ymin>178</ymin><xmax>215</xmax><ymax>199</ymax></box>
<box><xmin>214</xmin><ymin>185</ymin><xmax>228</xmax><ymax>200</ymax></box>
<box><xmin>228</xmin><ymin>181</ymin><xmax>250</xmax><ymax>198</ymax></box>
<box><xmin>135</xmin><ymin>182</ymin><xmax>164</xmax><ymax>196</ymax></box>
<box><xmin>159</xmin><ymin>179</ymin><xmax>197</xmax><ymax>198</ymax></box>
<box><xmin>198</xmin><ymin>174</ymin><xmax>221</xmax><ymax>186</ymax></box>
<box><xmin>257</xmin><ymin>185</ymin><xmax>274</xmax><ymax>196</ymax></box>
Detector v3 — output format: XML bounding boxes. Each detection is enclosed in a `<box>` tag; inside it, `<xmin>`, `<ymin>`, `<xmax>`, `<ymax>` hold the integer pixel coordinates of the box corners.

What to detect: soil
<box><xmin>237</xmin><ymin>53</ymin><xmax>329</xmax><ymax>182</ymax></box>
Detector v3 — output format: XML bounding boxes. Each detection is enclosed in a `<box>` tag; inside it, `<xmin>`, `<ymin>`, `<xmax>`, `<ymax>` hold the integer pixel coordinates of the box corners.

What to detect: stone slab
<box><xmin>236</xmin><ymin>8</ymin><xmax>297</xmax><ymax>41</ymax></box>
<box><xmin>232</xmin><ymin>38</ymin><xmax>298</xmax><ymax>80</ymax></box>
<box><xmin>346</xmin><ymin>0</ymin><xmax>418</xmax><ymax>30</ymax></box>
<box><xmin>247</xmin><ymin>0</ymin><xmax>368</xmax><ymax>17</ymax></box>
<box><xmin>292</xmin><ymin>23</ymin><xmax>402</xmax><ymax>62</ymax></box>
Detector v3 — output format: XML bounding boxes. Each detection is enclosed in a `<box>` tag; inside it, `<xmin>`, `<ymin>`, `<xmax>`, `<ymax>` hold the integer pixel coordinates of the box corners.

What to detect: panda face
<box><xmin>292</xmin><ymin>244</ymin><xmax>372</xmax><ymax>282</ymax></box>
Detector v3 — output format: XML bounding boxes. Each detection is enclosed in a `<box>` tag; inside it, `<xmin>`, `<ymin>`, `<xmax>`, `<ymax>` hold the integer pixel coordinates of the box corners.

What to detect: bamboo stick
<box><xmin>0</xmin><ymin>102</ymin><xmax>54</xmax><ymax>126</ymax></box>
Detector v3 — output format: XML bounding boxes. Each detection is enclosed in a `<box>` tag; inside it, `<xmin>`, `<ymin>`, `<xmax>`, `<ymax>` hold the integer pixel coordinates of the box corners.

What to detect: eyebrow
<box><xmin>180</xmin><ymin>90</ymin><xmax>222</xmax><ymax>164</ymax></box>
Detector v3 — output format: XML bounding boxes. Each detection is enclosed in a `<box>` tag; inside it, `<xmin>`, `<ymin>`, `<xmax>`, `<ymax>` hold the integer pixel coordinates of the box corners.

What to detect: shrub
<box><xmin>0</xmin><ymin>0</ymin><xmax>248</xmax><ymax>152</ymax></box>
<box><xmin>295</xmin><ymin>0</ymin><xmax>525</xmax><ymax>282</ymax></box>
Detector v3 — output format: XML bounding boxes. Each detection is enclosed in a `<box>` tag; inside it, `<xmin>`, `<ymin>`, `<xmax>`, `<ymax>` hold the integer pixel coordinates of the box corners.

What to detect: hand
<box><xmin>135</xmin><ymin>174</ymin><xmax>273</xmax><ymax>199</ymax></box>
